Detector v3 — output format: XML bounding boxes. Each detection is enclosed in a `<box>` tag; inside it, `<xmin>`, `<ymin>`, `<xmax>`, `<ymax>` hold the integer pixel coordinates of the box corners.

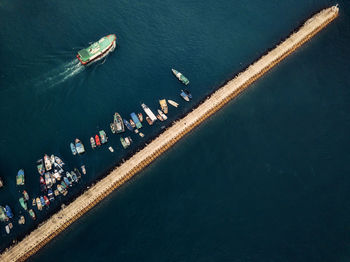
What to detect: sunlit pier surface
<box><xmin>0</xmin><ymin>5</ymin><xmax>339</xmax><ymax>262</ymax></box>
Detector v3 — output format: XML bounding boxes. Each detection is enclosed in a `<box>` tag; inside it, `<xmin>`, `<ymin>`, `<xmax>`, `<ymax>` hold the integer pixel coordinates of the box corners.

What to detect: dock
<box><xmin>0</xmin><ymin>5</ymin><xmax>339</xmax><ymax>262</ymax></box>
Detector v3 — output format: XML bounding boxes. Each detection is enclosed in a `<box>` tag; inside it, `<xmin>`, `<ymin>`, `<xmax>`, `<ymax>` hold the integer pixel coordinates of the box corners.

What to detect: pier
<box><xmin>0</xmin><ymin>6</ymin><xmax>339</xmax><ymax>261</ymax></box>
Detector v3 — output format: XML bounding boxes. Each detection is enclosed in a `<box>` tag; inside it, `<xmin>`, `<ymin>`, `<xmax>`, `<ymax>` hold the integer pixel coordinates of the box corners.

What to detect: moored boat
<box><xmin>138</xmin><ymin>113</ymin><xmax>143</xmax><ymax>122</ymax></box>
<box><xmin>44</xmin><ymin>173</ymin><xmax>53</xmax><ymax>188</ymax></box>
<box><xmin>48</xmin><ymin>189</ymin><xmax>55</xmax><ymax>201</ymax></box>
<box><xmin>95</xmin><ymin>135</ymin><xmax>101</xmax><ymax>146</ymax></box>
<box><xmin>0</xmin><ymin>177</ymin><xmax>3</xmax><ymax>188</ymax></box>
<box><xmin>114</xmin><ymin>113</ymin><xmax>125</xmax><ymax>133</ymax></box>
<box><xmin>146</xmin><ymin>116</ymin><xmax>153</xmax><ymax>125</ymax></box>
<box><xmin>36</xmin><ymin>198</ymin><xmax>42</xmax><ymax>211</ymax></box>
<box><xmin>168</xmin><ymin>99</ymin><xmax>179</xmax><ymax>108</ymax></box>
<box><xmin>81</xmin><ymin>165</ymin><xmax>86</xmax><ymax>175</ymax></box>
<box><xmin>158</xmin><ymin>109</ymin><xmax>168</xmax><ymax>120</ymax></box>
<box><xmin>19</xmin><ymin>197</ymin><xmax>28</xmax><ymax>210</ymax></box>
<box><xmin>109</xmin><ymin>146</ymin><xmax>114</xmax><ymax>152</ymax></box>
<box><xmin>16</xmin><ymin>169</ymin><xmax>25</xmax><ymax>186</ymax></box>
<box><xmin>183</xmin><ymin>89</ymin><xmax>192</xmax><ymax>99</ymax></box>
<box><xmin>44</xmin><ymin>154</ymin><xmax>52</xmax><ymax>171</ymax></box>
<box><xmin>70</xmin><ymin>143</ymin><xmax>77</xmax><ymax>155</ymax></box>
<box><xmin>77</xmin><ymin>34</ymin><xmax>117</xmax><ymax>65</ymax></box>
<box><xmin>90</xmin><ymin>137</ymin><xmax>96</xmax><ymax>149</ymax></box>
<box><xmin>40</xmin><ymin>196</ymin><xmax>46</xmax><ymax>207</ymax></box>
<box><xmin>0</xmin><ymin>206</ymin><xmax>8</xmax><ymax>222</ymax></box>
<box><xmin>141</xmin><ymin>103</ymin><xmax>157</xmax><ymax>122</ymax></box>
<box><xmin>36</xmin><ymin>159</ymin><xmax>45</xmax><ymax>175</ymax></box>
<box><xmin>65</xmin><ymin>173</ymin><xmax>73</xmax><ymax>187</ymax></box>
<box><xmin>18</xmin><ymin>215</ymin><xmax>25</xmax><ymax>225</ymax></box>
<box><xmin>129</xmin><ymin>119</ymin><xmax>136</xmax><ymax>128</ymax></box>
<box><xmin>5</xmin><ymin>224</ymin><xmax>10</xmax><ymax>234</ymax></box>
<box><xmin>44</xmin><ymin>196</ymin><xmax>50</xmax><ymax>206</ymax></box>
<box><xmin>120</xmin><ymin>137</ymin><xmax>128</xmax><ymax>149</ymax></box>
<box><xmin>156</xmin><ymin>114</ymin><xmax>164</xmax><ymax>121</ymax></box>
<box><xmin>5</xmin><ymin>205</ymin><xmax>13</xmax><ymax>219</ymax></box>
<box><xmin>74</xmin><ymin>168</ymin><xmax>82</xmax><ymax>179</ymax></box>
<box><xmin>29</xmin><ymin>209</ymin><xmax>36</xmax><ymax>220</ymax></box>
<box><xmin>99</xmin><ymin>130</ymin><xmax>108</xmax><ymax>144</ymax></box>
<box><xmin>180</xmin><ymin>90</ymin><xmax>190</xmax><ymax>101</ymax></box>
<box><xmin>171</xmin><ymin>69</ymin><xmax>190</xmax><ymax>85</ymax></box>
<box><xmin>139</xmin><ymin>132</ymin><xmax>145</xmax><ymax>138</ymax></box>
<box><xmin>75</xmin><ymin>138</ymin><xmax>85</xmax><ymax>154</ymax></box>
<box><xmin>125</xmin><ymin>137</ymin><xmax>132</xmax><ymax>146</ymax></box>
<box><xmin>23</xmin><ymin>190</ymin><xmax>29</xmax><ymax>201</ymax></box>
<box><xmin>123</xmin><ymin>119</ymin><xmax>134</xmax><ymax>131</ymax></box>
<box><xmin>131</xmin><ymin>112</ymin><xmax>142</xmax><ymax>129</ymax></box>
<box><xmin>71</xmin><ymin>171</ymin><xmax>78</xmax><ymax>183</ymax></box>
<box><xmin>54</xmin><ymin>156</ymin><xmax>65</xmax><ymax>166</ymax></box>
<box><xmin>159</xmin><ymin>99</ymin><xmax>168</xmax><ymax>114</ymax></box>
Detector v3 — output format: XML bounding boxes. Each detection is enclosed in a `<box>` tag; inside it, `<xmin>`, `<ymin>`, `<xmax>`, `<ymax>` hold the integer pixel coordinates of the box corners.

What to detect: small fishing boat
<box><xmin>158</xmin><ymin>109</ymin><xmax>168</xmax><ymax>120</ymax></box>
<box><xmin>120</xmin><ymin>137</ymin><xmax>128</xmax><ymax>149</ymax></box>
<box><xmin>183</xmin><ymin>89</ymin><xmax>192</xmax><ymax>99</ymax></box>
<box><xmin>44</xmin><ymin>196</ymin><xmax>50</xmax><ymax>206</ymax></box>
<box><xmin>138</xmin><ymin>113</ymin><xmax>143</xmax><ymax>122</ymax></box>
<box><xmin>167</xmin><ymin>99</ymin><xmax>179</xmax><ymax>108</ymax></box>
<box><xmin>5</xmin><ymin>205</ymin><xmax>13</xmax><ymax>218</ymax></box>
<box><xmin>23</xmin><ymin>190</ymin><xmax>29</xmax><ymax>201</ymax></box>
<box><xmin>171</xmin><ymin>69</ymin><xmax>190</xmax><ymax>85</ymax></box>
<box><xmin>159</xmin><ymin>99</ymin><xmax>168</xmax><ymax>114</ymax></box>
<box><xmin>48</xmin><ymin>189</ymin><xmax>55</xmax><ymax>201</ymax></box>
<box><xmin>44</xmin><ymin>173</ymin><xmax>53</xmax><ymax>188</ymax></box>
<box><xmin>36</xmin><ymin>198</ymin><xmax>42</xmax><ymax>211</ymax></box>
<box><xmin>32</xmin><ymin>199</ymin><xmax>36</xmax><ymax>207</ymax></box>
<box><xmin>146</xmin><ymin>116</ymin><xmax>153</xmax><ymax>125</ymax></box>
<box><xmin>19</xmin><ymin>197</ymin><xmax>28</xmax><ymax>210</ymax></box>
<box><xmin>129</xmin><ymin>119</ymin><xmax>136</xmax><ymax>128</ymax></box>
<box><xmin>75</xmin><ymin>138</ymin><xmax>85</xmax><ymax>154</ymax></box>
<box><xmin>81</xmin><ymin>165</ymin><xmax>86</xmax><ymax>175</ymax></box>
<box><xmin>90</xmin><ymin>137</ymin><xmax>96</xmax><ymax>149</ymax></box>
<box><xmin>110</xmin><ymin>122</ymin><xmax>116</xmax><ymax>133</ymax></box>
<box><xmin>156</xmin><ymin>114</ymin><xmax>164</xmax><ymax>121</ymax></box>
<box><xmin>5</xmin><ymin>224</ymin><xmax>10</xmax><ymax>234</ymax></box>
<box><xmin>70</xmin><ymin>143</ymin><xmax>77</xmax><ymax>155</ymax></box>
<box><xmin>95</xmin><ymin>135</ymin><xmax>101</xmax><ymax>146</ymax></box>
<box><xmin>134</xmin><ymin>129</ymin><xmax>139</xmax><ymax>134</ymax></box>
<box><xmin>71</xmin><ymin>171</ymin><xmax>78</xmax><ymax>183</ymax></box>
<box><xmin>99</xmin><ymin>130</ymin><xmax>108</xmax><ymax>144</ymax></box>
<box><xmin>29</xmin><ymin>209</ymin><xmax>36</xmax><ymax>220</ymax></box>
<box><xmin>36</xmin><ymin>159</ymin><xmax>45</xmax><ymax>175</ymax></box>
<box><xmin>18</xmin><ymin>215</ymin><xmax>25</xmax><ymax>225</ymax></box>
<box><xmin>0</xmin><ymin>177</ymin><xmax>3</xmax><ymax>188</ymax></box>
<box><xmin>57</xmin><ymin>184</ymin><xmax>64</xmax><ymax>194</ymax></box>
<box><xmin>54</xmin><ymin>189</ymin><xmax>60</xmax><ymax>196</ymax></box>
<box><xmin>139</xmin><ymin>132</ymin><xmax>145</xmax><ymax>138</ymax></box>
<box><xmin>55</xmin><ymin>156</ymin><xmax>65</xmax><ymax>166</ymax></box>
<box><xmin>180</xmin><ymin>90</ymin><xmax>190</xmax><ymax>101</ymax></box>
<box><xmin>40</xmin><ymin>183</ymin><xmax>47</xmax><ymax>192</ymax></box>
<box><xmin>50</xmin><ymin>155</ymin><xmax>55</xmax><ymax>165</ymax></box>
<box><xmin>74</xmin><ymin>168</ymin><xmax>82</xmax><ymax>179</ymax></box>
<box><xmin>40</xmin><ymin>176</ymin><xmax>45</xmax><ymax>184</ymax></box>
<box><xmin>123</xmin><ymin>119</ymin><xmax>134</xmax><ymax>131</ymax></box>
<box><xmin>108</xmin><ymin>146</ymin><xmax>114</xmax><ymax>152</ymax></box>
<box><xmin>44</xmin><ymin>154</ymin><xmax>52</xmax><ymax>171</ymax></box>
<box><xmin>125</xmin><ymin>137</ymin><xmax>132</xmax><ymax>146</ymax></box>
<box><xmin>0</xmin><ymin>206</ymin><xmax>8</xmax><ymax>222</ymax></box>
<box><xmin>65</xmin><ymin>173</ymin><xmax>73</xmax><ymax>186</ymax></box>
<box><xmin>40</xmin><ymin>196</ymin><xmax>46</xmax><ymax>207</ymax></box>
<box><xmin>16</xmin><ymin>169</ymin><xmax>25</xmax><ymax>186</ymax></box>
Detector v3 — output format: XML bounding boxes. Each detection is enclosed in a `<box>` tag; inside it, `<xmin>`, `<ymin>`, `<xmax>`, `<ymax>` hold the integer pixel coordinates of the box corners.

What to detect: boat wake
<box><xmin>34</xmin><ymin>59</ymin><xmax>85</xmax><ymax>89</ymax></box>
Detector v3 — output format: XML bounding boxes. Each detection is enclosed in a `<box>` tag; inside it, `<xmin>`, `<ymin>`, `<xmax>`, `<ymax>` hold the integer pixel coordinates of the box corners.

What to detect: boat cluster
<box><xmin>0</xmin><ymin>154</ymin><xmax>87</xmax><ymax>235</ymax></box>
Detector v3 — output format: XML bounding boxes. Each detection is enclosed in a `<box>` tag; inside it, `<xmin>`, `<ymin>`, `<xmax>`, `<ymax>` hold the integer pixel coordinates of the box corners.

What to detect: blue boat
<box><xmin>70</xmin><ymin>143</ymin><xmax>77</xmax><ymax>155</ymax></box>
<box><xmin>130</xmin><ymin>113</ymin><xmax>142</xmax><ymax>129</ymax></box>
<box><xmin>71</xmin><ymin>171</ymin><xmax>78</xmax><ymax>183</ymax></box>
<box><xmin>63</xmin><ymin>176</ymin><xmax>72</xmax><ymax>187</ymax></box>
<box><xmin>75</xmin><ymin>138</ymin><xmax>85</xmax><ymax>154</ymax></box>
<box><xmin>40</xmin><ymin>196</ymin><xmax>46</xmax><ymax>207</ymax></box>
<box><xmin>180</xmin><ymin>90</ymin><xmax>189</xmax><ymax>102</ymax></box>
<box><xmin>183</xmin><ymin>89</ymin><xmax>192</xmax><ymax>99</ymax></box>
<box><xmin>48</xmin><ymin>189</ymin><xmax>55</xmax><ymax>201</ymax></box>
<box><xmin>5</xmin><ymin>205</ymin><xmax>13</xmax><ymax>219</ymax></box>
<box><xmin>123</xmin><ymin>119</ymin><xmax>134</xmax><ymax>131</ymax></box>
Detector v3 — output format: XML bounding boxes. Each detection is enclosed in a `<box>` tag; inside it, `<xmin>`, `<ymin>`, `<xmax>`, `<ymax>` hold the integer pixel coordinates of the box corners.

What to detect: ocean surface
<box><xmin>0</xmin><ymin>0</ymin><xmax>350</xmax><ymax>261</ymax></box>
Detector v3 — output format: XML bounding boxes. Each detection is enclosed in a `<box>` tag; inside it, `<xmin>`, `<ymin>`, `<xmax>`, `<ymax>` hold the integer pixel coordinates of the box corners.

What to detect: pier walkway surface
<box><xmin>0</xmin><ymin>5</ymin><xmax>339</xmax><ymax>262</ymax></box>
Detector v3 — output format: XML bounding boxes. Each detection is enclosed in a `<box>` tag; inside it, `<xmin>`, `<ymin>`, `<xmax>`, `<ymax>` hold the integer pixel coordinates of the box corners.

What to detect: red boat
<box><xmin>40</xmin><ymin>176</ymin><xmax>45</xmax><ymax>184</ymax></box>
<box><xmin>43</xmin><ymin>196</ymin><xmax>50</xmax><ymax>206</ymax></box>
<box><xmin>95</xmin><ymin>135</ymin><xmax>101</xmax><ymax>146</ymax></box>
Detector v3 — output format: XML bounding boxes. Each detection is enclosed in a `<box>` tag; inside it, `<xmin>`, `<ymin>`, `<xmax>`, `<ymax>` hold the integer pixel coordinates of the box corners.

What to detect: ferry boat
<box><xmin>19</xmin><ymin>197</ymin><xmax>28</xmax><ymax>210</ymax></box>
<box><xmin>99</xmin><ymin>130</ymin><xmax>108</xmax><ymax>144</ymax></box>
<box><xmin>168</xmin><ymin>99</ymin><xmax>179</xmax><ymax>108</ymax></box>
<box><xmin>44</xmin><ymin>154</ymin><xmax>52</xmax><ymax>171</ymax></box>
<box><xmin>75</xmin><ymin>139</ymin><xmax>85</xmax><ymax>154</ymax></box>
<box><xmin>158</xmin><ymin>109</ymin><xmax>167</xmax><ymax>120</ymax></box>
<box><xmin>29</xmin><ymin>209</ymin><xmax>36</xmax><ymax>220</ymax></box>
<box><xmin>138</xmin><ymin>113</ymin><xmax>143</xmax><ymax>122</ymax></box>
<box><xmin>95</xmin><ymin>135</ymin><xmax>101</xmax><ymax>146</ymax></box>
<box><xmin>159</xmin><ymin>99</ymin><xmax>168</xmax><ymax>114</ymax></box>
<box><xmin>90</xmin><ymin>137</ymin><xmax>96</xmax><ymax>149</ymax></box>
<box><xmin>81</xmin><ymin>165</ymin><xmax>86</xmax><ymax>175</ymax></box>
<box><xmin>141</xmin><ymin>103</ymin><xmax>157</xmax><ymax>122</ymax></box>
<box><xmin>171</xmin><ymin>69</ymin><xmax>189</xmax><ymax>85</ymax></box>
<box><xmin>70</xmin><ymin>143</ymin><xmax>77</xmax><ymax>155</ymax></box>
<box><xmin>37</xmin><ymin>159</ymin><xmax>45</xmax><ymax>175</ymax></box>
<box><xmin>16</xmin><ymin>169</ymin><xmax>25</xmax><ymax>186</ymax></box>
<box><xmin>23</xmin><ymin>190</ymin><xmax>29</xmax><ymax>201</ymax></box>
<box><xmin>131</xmin><ymin>112</ymin><xmax>142</xmax><ymax>129</ymax></box>
<box><xmin>77</xmin><ymin>34</ymin><xmax>117</xmax><ymax>65</ymax></box>
<box><xmin>123</xmin><ymin>119</ymin><xmax>134</xmax><ymax>131</ymax></box>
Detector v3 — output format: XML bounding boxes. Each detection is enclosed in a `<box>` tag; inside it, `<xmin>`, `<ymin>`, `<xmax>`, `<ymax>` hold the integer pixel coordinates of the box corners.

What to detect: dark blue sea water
<box><xmin>1</xmin><ymin>0</ymin><xmax>350</xmax><ymax>261</ymax></box>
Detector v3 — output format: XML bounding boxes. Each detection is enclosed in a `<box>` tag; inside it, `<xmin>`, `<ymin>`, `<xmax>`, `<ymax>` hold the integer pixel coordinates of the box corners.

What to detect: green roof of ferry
<box><xmin>78</xmin><ymin>36</ymin><xmax>114</xmax><ymax>62</ymax></box>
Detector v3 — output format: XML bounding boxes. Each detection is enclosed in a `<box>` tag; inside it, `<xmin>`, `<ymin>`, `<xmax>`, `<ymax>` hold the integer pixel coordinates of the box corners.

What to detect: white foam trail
<box><xmin>34</xmin><ymin>59</ymin><xmax>85</xmax><ymax>89</ymax></box>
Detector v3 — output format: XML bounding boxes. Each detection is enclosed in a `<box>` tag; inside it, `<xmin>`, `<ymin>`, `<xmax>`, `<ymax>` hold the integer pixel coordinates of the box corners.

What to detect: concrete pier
<box><xmin>0</xmin><ymin>5</ymin><xmax>339</xmax><ymax>262</ymax></box>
